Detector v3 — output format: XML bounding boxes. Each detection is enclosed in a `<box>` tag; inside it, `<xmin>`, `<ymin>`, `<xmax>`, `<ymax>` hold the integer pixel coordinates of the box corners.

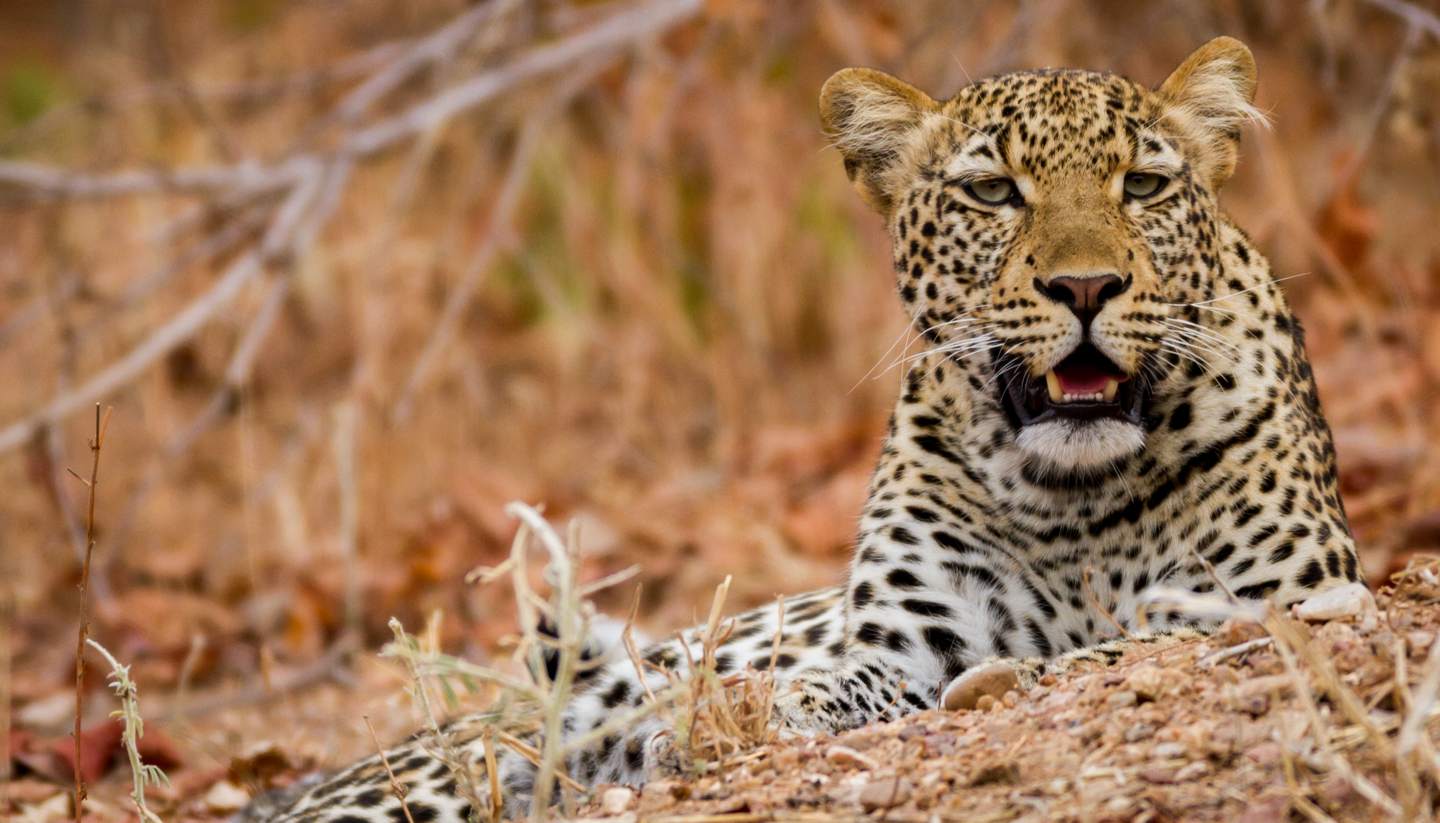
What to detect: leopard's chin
<box><xmin>995</xmin><ymin>343</ymin><xmax>1153</xmax><ymax>474</ymax></box>
<box><xmin>1014</xmin><ymin>418</ymin><xmax>1146</xmax><ymax>475</ymax></box>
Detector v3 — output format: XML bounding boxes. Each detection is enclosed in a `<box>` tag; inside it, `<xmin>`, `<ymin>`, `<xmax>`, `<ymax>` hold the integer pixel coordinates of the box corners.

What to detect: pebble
<box><xmin>1124</xmin><ymin>664</ymin><xmax>1170</xmax><ymax>701</ymax></box>
<box><xmin>1152</xmin><ymin>741</ymin><xmax>1188</xmax><ymax>760</ymax></box>
<box><xmin>858</xmin><ymin>776</ymin><xmax>912</xmax><ymax>811</ymax></box>
<box><xmin>825</xmin><ymin>744</ymin><xmax>877</xmax><ymax>770</ymax></box>
<box><xmin>1140</xmin><ymin>766</ymin><xmax>1176</xmax><ymax>784</ymax></box>
<box><xmin>1175</xmin><ymin>761</ymin><xmax>1210</xmax><ymax>781</ymax></box>
<box><xmin>1293</xmin><ymin>582</ymin><xmax>1375</xmax><ymax>621</ymax></box>
<box><xmin>1106</xmin><ymin>690</ymin><xmax>1139</xmax><ymax>708</ymax></box>
<box><xmin>204</xmin><ymin>781</ymin><xmax>252</xmax><ymax>814</ymax></box>
<box><xmin>600</xmin><ymin>787</ymin><xmax>635</xmax><ymax>815</ymax></box>
<box><xmin>1105</xmin><ymin>796</ymin><xmax>1137</xmax><ymax>815</ymax></box>
<box><xmin>641</xmin><ymin>779</ymin><xmax>689</xmax><ymax>803</ymax></box>
<box><xmin>1125</xmin><ymin>723</ymin><xmax>1156</xmax><ymax>742</ymax></box>
<box><xmin>1244</xmin><ymin>741</ymin><xmax>1283</xmax><ymax>767</ymax></box>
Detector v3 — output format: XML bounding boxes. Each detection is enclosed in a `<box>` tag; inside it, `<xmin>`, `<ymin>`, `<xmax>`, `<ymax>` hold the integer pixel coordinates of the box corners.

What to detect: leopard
<box><xmin>244</xmin><ymin>36</ymin><xmax>1362</xmax><ymax>822</ymax></box>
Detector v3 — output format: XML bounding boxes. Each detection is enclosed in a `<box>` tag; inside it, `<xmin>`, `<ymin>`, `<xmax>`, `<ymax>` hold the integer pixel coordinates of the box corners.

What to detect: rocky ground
<box><xmin>9</xmin><ymin>570</ymin><xmax>1440</xmax><ymax>822</ymax></box>
<box><xmin>566</xmin><ymin>570</ymin><xmax>1440</xmax><ymax>823</ymax></box>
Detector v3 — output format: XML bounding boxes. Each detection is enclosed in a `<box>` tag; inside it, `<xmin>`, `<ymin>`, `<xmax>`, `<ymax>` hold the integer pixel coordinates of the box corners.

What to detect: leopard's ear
<box><xmin>1157</xmin><ymin>37</ymin><xmax>1264</xmax><ymax>189</ymax></box>
<box><xmin>820</xmin><ymin>67</ymin><xmax>936</xmax><ymax>215</ymax></box>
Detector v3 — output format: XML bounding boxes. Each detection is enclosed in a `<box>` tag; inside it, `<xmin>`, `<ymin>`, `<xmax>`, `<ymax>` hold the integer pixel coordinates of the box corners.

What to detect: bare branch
<box><xmin>0</xmin><ymin>0</ymin><xmax>702</xmax><ymax>455</ymax></box>
<box><xmin>0</xmin><ymin>157</ymin><xmax>304</xmax><ymax>202</ymax></box>
<box><xmin>1365</xmin><ymin>0</ymin><xmax>1440</xmax><ymax>40</ymax></box>
<box><xmin>345</xmin><ymin>0</ymin><xmax>699</xmax><ymax>160</ymax></box>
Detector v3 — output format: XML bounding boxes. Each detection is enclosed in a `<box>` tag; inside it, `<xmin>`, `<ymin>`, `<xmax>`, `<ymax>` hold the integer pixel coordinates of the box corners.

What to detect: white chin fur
<box><xmin>1016</xmin><ymin>418</ymin><xmax>1145</xmax><ymax>474</ymax></box>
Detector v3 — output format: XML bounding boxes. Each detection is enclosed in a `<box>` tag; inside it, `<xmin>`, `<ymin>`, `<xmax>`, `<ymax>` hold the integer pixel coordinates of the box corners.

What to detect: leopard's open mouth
<box><xmin>1000</xmin><ymin>343</ymin><xmax>1149</xmax><ymax>427</ymax></box>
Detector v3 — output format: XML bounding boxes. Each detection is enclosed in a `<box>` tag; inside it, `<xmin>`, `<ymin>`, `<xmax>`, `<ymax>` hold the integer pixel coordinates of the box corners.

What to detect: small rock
<box><xmin>1175</xmin><ymin>761</ymin><xmax>1210</xmax><ymax>781</ymax></box>
<box><xmin>942</xmin><ymin>661</ymin><xmax>1022</xmax><ymax>711</ymax></box>
<box><xmin>204</xmin><ymin>781</ymin><xmax>252</xmax><ymax>814</ymax></box>
<box><xmin>601</xmin><ymin>787</ymin><xmax>635</xmax><ymax>815</ymax></box>
<box><xmin>15</xmin><ymin>793</ymin><xmax>70</xmax><ymax>823</ymax></box>
<box><xmin>967</xmin><ymin>761</ymin><xmax>1020</xmax><ymax>787</ymax></box>
<box><xmin>711</xmin><ymin>795</ymin><xmax>749</xmax><ymax>814</ymax></box>
<box><xmin>1229</xmin><ymin>691</ymin><xmax>1270</xmax><ymax>717</ymax></box>
<box><xmin>1152</xmin><ymin>741</ymin><xmax>1188</xmax><ymax>760</ymax></box>
<box><xmin>825</xmin><ymin>744</ymin><xmax>877</xmax><ymax>771</ymax></box>
<box><xmin>15</xmin><ymin>693</ymin><xmax>72</xmax><ymax>728</ymax></box>
<box><xmin>1104</xmin><ymin>796</ymin><xmax>1137</xmax><ymax>815</ymax></box>
<box><xmin>641</xmin><ymin>779</ymin><xmax>688</xmax><ymax>803</ymax></box>
<box><xmin>1318</xmin><ymin>773</ymin><xmax>1356</xmax><ymax>806</ymax></box>
<box><xmin>1237</xmin><ymin>792</ymin><xmax>1291</xmax><ymax>823</ymax></box>
<box><xmin>1140</xmin><ymin>766</ymin><xmax>1176</xmax><ymax>784</ymax></box>
<box><xmin>897</xmin><ymin>724</ymin><xmax>926</xmax><ymax>741</ymax></box>
<box><xmin>1244</xmin><ymin>742</ymin><xmax>1283</xmax><ymax>767</ymax></box>
<box><xmin>1215</xmin><ymin>618</ymin><xmax>1267</xmax><ymax>646</ymax></box>
<box><xmin>771</xmin><ymin>748</ymin><xmax>801</xmax><ymax>770</ymax></box>
<box><xmin>858</xmin><ymin>776</ymin><xmax>912</xmax><ymax>811</ymax></box>
<box><xmin>1124</xmin><ymin>723</ymin><xmax>1155</xmax><ymax>742</ymax></box>
<box><xmin>1106</xmin><ymin>690</ymin><xmax>1138</xmax><ymax>708</ymax></box>
<box><xmin>1124</xmin><ymin>664</ymin><xmax>1170</xmax><ymax>701</ymax></box>
<box><xmin>3</xmin><ymin>780</ymin><xmax>60</xmax><ymax>805</ymax></box>
<box><xmin>1293</xmin><ymin>582</ymin><xmax>1375</xmax><ymax>622</ymax></box>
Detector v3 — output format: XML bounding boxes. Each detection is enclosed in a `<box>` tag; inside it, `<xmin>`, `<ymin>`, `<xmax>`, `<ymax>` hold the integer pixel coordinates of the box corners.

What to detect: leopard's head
<box><xmin>821</xmin><ymin>38</ymin><xmax>1262</xmax><ymax>476</ymax></box>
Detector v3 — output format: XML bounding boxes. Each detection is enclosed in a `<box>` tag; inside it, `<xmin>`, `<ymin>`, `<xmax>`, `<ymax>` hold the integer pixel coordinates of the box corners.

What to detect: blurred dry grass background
<box><xmin>1</xmin><ymin>0</ymin><xmax>1439</xmax><ymax>799</ymax></box>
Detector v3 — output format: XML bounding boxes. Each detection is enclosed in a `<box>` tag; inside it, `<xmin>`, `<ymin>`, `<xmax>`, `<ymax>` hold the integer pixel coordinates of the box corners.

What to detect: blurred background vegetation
<box><xmin>1</xmin><ymin>0</ymin><xmax>1439</xmax><ymax>812</ymax></box>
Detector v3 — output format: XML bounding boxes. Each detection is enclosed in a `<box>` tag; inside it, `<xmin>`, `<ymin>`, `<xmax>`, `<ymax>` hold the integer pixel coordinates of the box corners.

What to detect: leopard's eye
<box><xmin>1123</xmin><ymin>172</ymin><xmax>1168</xmax><ymax>200</ymax></box>
<box><xmin>964</xmin><ymin>177</ymin><xmax>1021</xmax><ymax>207</ymax></box>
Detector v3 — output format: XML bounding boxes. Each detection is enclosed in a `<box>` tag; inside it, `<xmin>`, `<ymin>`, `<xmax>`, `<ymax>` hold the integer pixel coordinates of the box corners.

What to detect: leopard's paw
<box><xmin>770</xmin><ymin>678</ymin><xmax>846</xmax><ymax>738</ymax></box>
<box><xmin>939</xmin><ymin>656</ymin><xmax>1051</xmax><ymax>711</ymax></box>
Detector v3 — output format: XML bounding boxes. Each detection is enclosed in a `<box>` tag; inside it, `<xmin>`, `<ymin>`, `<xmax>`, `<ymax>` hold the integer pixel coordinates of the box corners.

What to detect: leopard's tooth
<box><xmin>1102</xmin><ymin>378</ymin><xmax>1119</xmax><ymax>402</ymax></box>
<box><xmin>1046</xmin><ymin>371</ymin><xmax>1063</xmax><ymax>403</ymax></box>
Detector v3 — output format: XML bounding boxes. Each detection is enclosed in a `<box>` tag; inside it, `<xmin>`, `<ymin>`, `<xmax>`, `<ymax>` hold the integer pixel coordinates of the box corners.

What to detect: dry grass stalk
<box><xmin>505</xmin><ymin>502</ymin><xmax>589</xmax><ymax>819</ymax></box>
<box><xmin>364</xmin><ymin>715</ymin><xmax>416</xmax><ymax>823</ymax></box>
<box><xmin>622</xmin><ymin>576</ymin><xmax>783</xmax><ymax>780</ymax></box>
<box><xmin>1082</xmin><ymin>565</ymin><xmax>1130</xmax><ymax>639</ymax></box>
<box><xmin>384</xmin><ymin>618</ymin><xmax>490</xmax><ymax>818</ymax></box>
<box><xmin>85</xmin><ymin>639</ymin><xmax>169</xmax><ymax>823</ymax></box>
<box><xmin>1264</xmin><ymin>613</ymin><xmax>1404</xmax><ymax>817</ymax></box>
<box><xmin>68</xmin><ymin>402</ymin><xmax>111</xmax><ymax>822</ymax></box>
<box><xmin>491</xmin><ymin>730</ymin><xmax>585</xmax><ymax>793</ymax></box>
<box><xmin>483</xmin><ymin>726</ymin><xmax>502</xmax><ymax>823</ymax></box>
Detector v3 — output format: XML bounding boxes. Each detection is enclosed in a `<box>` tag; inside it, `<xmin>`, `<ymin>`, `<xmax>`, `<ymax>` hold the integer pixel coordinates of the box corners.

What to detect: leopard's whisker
<box><xmin>1181</xmin><ymin>272</ymin><xmax>1312</xmax><ymax>307</ymax></box>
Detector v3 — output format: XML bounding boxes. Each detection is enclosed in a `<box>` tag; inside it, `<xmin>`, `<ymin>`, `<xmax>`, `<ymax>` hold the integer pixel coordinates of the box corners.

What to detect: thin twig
<box><xmin>364</xmin><ymin>715</ymin><xmax>416</xmax><ymax>823</ymax></box>
<box><xmin>1082</xmin><ymin>566</ymin><xmax>1131</xmax><ymax>639</ymax></box>
<box><xmin>70</xmin><ymin>403</ymin><xmax>111</xmax><ymax>822</ymax></box>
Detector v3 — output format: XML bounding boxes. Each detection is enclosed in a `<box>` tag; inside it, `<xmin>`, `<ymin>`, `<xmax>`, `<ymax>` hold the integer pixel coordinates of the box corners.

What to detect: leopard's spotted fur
<box><xmin>247</xmin><ymin>37</ymin><xmax>1361</xmax><ymax>822</ymax></box>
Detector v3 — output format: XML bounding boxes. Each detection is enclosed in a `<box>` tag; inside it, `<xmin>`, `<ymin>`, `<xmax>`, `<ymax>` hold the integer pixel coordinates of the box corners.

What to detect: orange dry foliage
<box><xmin>0</xmin><ymin>0</ymin><xmax>1437</xmax><ymax>816</ymax></box>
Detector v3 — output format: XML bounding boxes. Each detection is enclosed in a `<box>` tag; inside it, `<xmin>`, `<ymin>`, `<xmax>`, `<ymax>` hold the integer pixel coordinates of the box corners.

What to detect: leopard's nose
<box><xmin>1034</xmin><ymin>273</ymin><xmax>1130</xmax><ymax>329</ymax></box>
